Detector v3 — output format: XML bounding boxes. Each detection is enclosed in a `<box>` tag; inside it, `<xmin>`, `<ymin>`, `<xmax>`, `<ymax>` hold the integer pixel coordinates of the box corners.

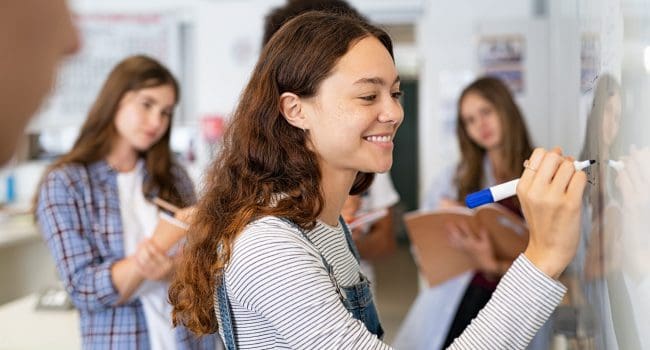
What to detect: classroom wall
<box><xmin>417</xmin><ymin>1</ymin><xmax>650</xmax><ymax>347</ymax></box>
<box><xmin>415</xmin><ymin>0</ymin><xmax>541</xmax><ymax>203</ymax></box>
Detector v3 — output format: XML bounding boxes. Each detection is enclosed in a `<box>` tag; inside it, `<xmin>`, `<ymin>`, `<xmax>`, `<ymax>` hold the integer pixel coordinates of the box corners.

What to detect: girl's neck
<box><xmin>106</xmin><ymin>141</ymin><xmax>139</xmax><ymax>173</ymax></box>
<box><xmin>319</xmin><ymin>166</ymin><xmax>357</xmax><ymax>227</ymax></box>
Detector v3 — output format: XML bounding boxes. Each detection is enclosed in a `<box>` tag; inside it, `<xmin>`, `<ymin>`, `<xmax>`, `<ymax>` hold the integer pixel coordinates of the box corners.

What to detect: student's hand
<box><xmin>174</xmin><ymin>205</ymin><xmax>196</xmax><ymax>224</ymax></box>
<box><xmin>517</xmin><ymin>148</ymin><xmax>587</xmax><ymax>279</ymax></box>
<box><xmin>341</xmin><ymin>195</ymin><xmax>362</xmax><ymax>223</ymax></box>
<box><xmin>439</xmin><ymin>198</ymin><xmax>462</xmax><ymax>209</ymax></box>
<box><xmin>134</xmin><ymin>239</ymin><xmax>175</xmax><ymax>281</ymax></box>
<box><xmin>446</xmin><ymin>221</ymin><xmax>499</xmax><ymax>276</ymax></box>
<box><xmin>351</xmin><ymin>227</ymin><xmax>364</xmax><ymax>242</ymax></box>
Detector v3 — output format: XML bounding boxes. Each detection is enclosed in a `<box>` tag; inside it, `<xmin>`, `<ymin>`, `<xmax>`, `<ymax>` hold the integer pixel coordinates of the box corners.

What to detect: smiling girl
<box><xmin>170</xmin><ymin>13</ymin><xmax>586</xmax><ymax>350</ymax></box>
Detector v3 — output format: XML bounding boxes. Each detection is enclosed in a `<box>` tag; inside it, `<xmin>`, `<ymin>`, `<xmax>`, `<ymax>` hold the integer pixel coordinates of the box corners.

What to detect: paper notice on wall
<box><xmin>477</xmin><ymin>35</ymin><xmax>525</xmax><ymax>94</ymax></box>
<box><xmin>32</xmin><ymin>13</ymin><xmax>183</xmax><ymax>130</ymax></box>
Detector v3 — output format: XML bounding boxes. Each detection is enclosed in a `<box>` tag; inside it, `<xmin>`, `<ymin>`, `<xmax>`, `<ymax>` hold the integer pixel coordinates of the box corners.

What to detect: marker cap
<box><xmin>465</xmin><ymin>188</ymin><xmax>494</xmax><ymax>209</ymax></box>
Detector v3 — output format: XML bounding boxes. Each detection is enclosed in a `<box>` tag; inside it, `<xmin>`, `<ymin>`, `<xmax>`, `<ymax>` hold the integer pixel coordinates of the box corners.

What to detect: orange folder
<box><xmin>404</xmin><ymin>203</ymin><xmax>528</xmax><ymax>287</ymax></box>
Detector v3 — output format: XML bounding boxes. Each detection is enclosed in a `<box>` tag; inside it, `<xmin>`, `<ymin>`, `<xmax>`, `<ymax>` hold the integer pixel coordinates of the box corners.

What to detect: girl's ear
<box><xmin>279</xmin><ymin>92</ymin><xmax>309</xmax><ymax>130</ymax></box>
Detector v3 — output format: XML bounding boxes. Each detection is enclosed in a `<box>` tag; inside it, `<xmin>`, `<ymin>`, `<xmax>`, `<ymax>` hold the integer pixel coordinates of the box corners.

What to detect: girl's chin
<box><xmin>364</xmin><ymin>163</ymin><xmax>393</xmax><ymax>174</ymax></box>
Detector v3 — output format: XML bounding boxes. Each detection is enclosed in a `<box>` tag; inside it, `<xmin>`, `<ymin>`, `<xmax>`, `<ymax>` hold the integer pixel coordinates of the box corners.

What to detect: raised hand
<box><xmin>517</xmin><ymin>147</ymin><xmax>588</xmax><ymax>279</ymax></box>
<box><xmin>134</xmin><ymin>239</ymin><xmax>174</xmax><ymax>281</ymax></box>
<box><xmin>447</xmin><ymin>221</ymin><xmax>499</xmax><ymax>276</ymax></box>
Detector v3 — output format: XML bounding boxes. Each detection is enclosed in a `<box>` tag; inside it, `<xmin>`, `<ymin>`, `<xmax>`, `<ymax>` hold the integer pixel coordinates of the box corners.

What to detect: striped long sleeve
<box><xmin>220</xmin><ymin>217</ymin><xmax>565</xmax><ymax>349</ymax></box>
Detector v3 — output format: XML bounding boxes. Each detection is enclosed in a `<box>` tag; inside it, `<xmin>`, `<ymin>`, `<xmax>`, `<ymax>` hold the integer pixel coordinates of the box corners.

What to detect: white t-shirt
<box><xmin>117</xmin><ymin>162</ymin><xmax>177</xmax><ymax>350</ymax></box>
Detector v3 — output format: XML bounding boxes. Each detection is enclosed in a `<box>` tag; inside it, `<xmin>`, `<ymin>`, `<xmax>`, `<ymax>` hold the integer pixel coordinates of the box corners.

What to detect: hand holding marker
<box><xmin>465</xmin><ymin>160</ymin><xmax>596</xmax><ymax>208</ymax></box>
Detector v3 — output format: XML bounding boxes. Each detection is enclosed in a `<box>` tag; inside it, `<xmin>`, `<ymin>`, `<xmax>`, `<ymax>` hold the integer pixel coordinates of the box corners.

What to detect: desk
<box><xmin>0</xmin><ymin>294</ymin><xmax>79</xmax><ymax>350</ymax></box>
<box><xmin>0</xmin><ymin>213</ymin><xmax>40</xmax><ymax>248</ymax></box>
<box><xmin>0</xmin><ymin>214</ymin><xmax>58</xmax><ymax>304</ymax></box>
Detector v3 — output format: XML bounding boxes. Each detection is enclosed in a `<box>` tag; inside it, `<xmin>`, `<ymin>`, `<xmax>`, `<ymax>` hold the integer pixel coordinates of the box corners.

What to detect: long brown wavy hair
<box><xmin>455</xmin><ymin>76</ymin><xmax>533</xmax><ymax>201</ymax></box>
<box><xmin>169</xmin><ymin>12</ymin><xmax>392</xmax><ymax>335</ymax></box>
<box><xmin>35</xmin><ymin>55</ymin><xmax>187</xmax><ymax>207</ymax></box>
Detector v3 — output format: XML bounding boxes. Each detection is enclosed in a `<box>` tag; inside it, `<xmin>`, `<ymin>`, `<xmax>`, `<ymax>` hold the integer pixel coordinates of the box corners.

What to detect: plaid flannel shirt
<box><xmin>36</xmin><ymin>160</ymin><xmax>217</xmax><ymax>350</ymax></box>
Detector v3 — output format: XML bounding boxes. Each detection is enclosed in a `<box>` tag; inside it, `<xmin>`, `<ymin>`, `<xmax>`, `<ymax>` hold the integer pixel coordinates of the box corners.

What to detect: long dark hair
<box><xmin>35</xmin><ymin>55</ymin><xmax>186</xmax><ymax>207</ymax></box>
<box><xmin>455</xmin><ymin>76</ymin><xmax>533</xmax><ymax>201</ymax></box>
<box><xmin>169</xmin><ymin>11</ymin><xmax>392</xmax><ymax>335</ymax></box>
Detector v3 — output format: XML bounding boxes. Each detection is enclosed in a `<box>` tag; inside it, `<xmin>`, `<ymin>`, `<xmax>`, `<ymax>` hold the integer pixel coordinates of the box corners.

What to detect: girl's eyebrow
<box><xmin>353</xmin><ymin>76</ymin><xmax>401</xmax><ymax>86</ymax></box>
<box><xmin>139</xmin><ymin>93</ymin><xmax>175</xmax><ymax>109</ymax></box>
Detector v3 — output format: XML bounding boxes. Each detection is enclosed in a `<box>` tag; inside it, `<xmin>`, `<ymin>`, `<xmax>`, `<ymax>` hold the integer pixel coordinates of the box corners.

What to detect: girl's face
<box><xmin>301</xmin><ymin>36</ymin><xmax>403</xmax><ymax>176</ymax></box>
<box><xmin>460</xmin><ymin>92</ymin><xmax>503</xmax><ymax>151</ymax></box>
<box><xmin>113</xmin><ymin>84</ymin><xmax>176</xmax><ymax>153</ymax></box>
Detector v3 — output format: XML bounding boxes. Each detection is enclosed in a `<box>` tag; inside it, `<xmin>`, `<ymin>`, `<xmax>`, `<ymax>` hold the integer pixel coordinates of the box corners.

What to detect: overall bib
<box><xmin>216</xmin><ymin>217</ymin><xmax>384</xmax><ymax>349</ymax></box>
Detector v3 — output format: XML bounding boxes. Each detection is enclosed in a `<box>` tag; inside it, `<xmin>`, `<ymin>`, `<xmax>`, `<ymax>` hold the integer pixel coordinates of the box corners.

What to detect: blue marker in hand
<box><xmin>465</xmin><ymin>160</ymin><xmax>595</xmax><ymax>208</ymax></box>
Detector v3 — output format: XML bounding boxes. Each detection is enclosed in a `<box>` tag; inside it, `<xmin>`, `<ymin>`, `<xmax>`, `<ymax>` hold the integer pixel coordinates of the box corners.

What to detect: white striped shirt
<box><xmin>216</xmin><ymin>216</ymin><xmax>566</xmax><ymax>349</ymax></box>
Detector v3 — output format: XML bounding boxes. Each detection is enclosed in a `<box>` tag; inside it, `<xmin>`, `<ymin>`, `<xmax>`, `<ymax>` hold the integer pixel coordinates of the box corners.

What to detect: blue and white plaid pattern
<box><xmin>37</xmin><ymin>160</ymin><xmax>217</xmax><ymax>350</ymax></box>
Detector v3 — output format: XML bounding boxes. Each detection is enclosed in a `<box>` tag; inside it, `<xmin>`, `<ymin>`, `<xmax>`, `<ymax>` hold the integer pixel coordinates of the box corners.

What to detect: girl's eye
<box><xmin>391</xmin><ymin>91</ymin><xmax>404</xmax><ymax>99</ymax></box>
<box><xmin>360</xmin><ymin>95</ymin><xmax>377</xmax><ymax>102</ymax></box>
<box><xmin>142</xmin><ymin>101</ymin><xmax>152</xmax><ymax>109</ymax></box>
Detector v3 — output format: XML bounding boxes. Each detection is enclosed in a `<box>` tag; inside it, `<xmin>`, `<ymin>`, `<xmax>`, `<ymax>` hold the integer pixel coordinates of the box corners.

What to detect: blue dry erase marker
<box><xmin>465</xmin><ymin>160</ymin><xmax>596</xmax><ymax>208</ymax></box>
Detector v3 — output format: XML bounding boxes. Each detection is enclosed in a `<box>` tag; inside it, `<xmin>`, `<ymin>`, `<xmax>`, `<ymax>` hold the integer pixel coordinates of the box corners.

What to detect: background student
<box><xmin>35</xmin><ymin>55</ymin><xmax>218</xmax><ymax>349</ymax></box>
<box><xmin>398</xmin><ymin>76</ymin><xmax>534</xmax><ymax>349</ymax></box>
<box><xmin>438</xmin><ymin>76</ymin><xmax>534</xmax><ymax>346</ymax></box>
<box><xmin>263</xmin><ymin>0</ymin><xmax>401</xmax><ymax>288</ymax></box>
<box><xmin>170</xmin><ymin>12</ymin><xmax>587</xmax><ymax>349</ymax></box>
<box><xmin>341</xmin><ymin>172</ymin><xmax>400</xmax><ymax>284</ymax></box>
<box><xmin>0</xmin><ymin>0</ymin><xmax>79</xmax><ymax>165</ymax></box>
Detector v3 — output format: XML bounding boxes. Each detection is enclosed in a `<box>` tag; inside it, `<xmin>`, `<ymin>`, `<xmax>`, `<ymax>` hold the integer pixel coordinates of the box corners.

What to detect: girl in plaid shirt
<box><xmin>36</xmin><ymin>55</ymin><xmax>218</xmax><ymax>350</ymax></box>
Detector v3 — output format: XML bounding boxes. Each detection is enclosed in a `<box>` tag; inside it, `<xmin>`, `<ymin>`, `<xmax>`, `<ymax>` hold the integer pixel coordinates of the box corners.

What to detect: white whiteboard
<box><xmin>564</xmin><ymin>0</ymin><xmax>650</xmax><ymax>349</ymax></box>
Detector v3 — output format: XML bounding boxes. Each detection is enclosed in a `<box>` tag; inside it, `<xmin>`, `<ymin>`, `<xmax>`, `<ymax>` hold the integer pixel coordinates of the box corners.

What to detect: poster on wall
<box><xmin>436</xmin><ymin>70</ymin><xmax>474</xmax><ymax>165</ymax></box>
<box><xmin>32</xmin><ymin>13</ymin><xmax>184</xmax><ymax>132</ymax></box>
<box><xmin>477</xmin><ymin>35</ymin><xmax>525</xmax><ymax>94</ymax></box>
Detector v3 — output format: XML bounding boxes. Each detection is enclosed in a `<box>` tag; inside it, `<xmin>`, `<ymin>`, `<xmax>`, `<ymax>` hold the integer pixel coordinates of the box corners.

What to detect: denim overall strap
<box><xmin>282</xmin><ymin>217</ymin><xmax>384</xmax><ymax>338</ymax></box>
<box><xmin>216</xmin><ymin>274</ymin><xmax>237</xmax><ymax>350</ymax></box>
<box><xmin>337</xmin><ymin>217</ymin><xmax>384</xmax><ymax>338</ymax></box>
<box><xmin>339</xmin><ymin>216</ymin><xmax>361</xmax><ymax>263</ymax></box>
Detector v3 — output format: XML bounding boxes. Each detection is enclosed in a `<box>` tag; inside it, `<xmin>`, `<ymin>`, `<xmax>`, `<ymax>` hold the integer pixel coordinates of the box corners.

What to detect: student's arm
<box><xmin>353</xmin><ymin>172</ymin><xmax>398</xmax><ymax>261</ymax></box>
<box><xmin>114</xmin><ymin>206</ymin><xmax>193</xmax><ymax>302</ymax></box>
<box><xmin>447</xmin><ymin>255</ymin><xmax>566</xmax><ymax>349</ymax></box>
<box><xmin>37</xmin><ymin>168</ymin><xmax>176</xmax><ymax>308</ymax></box>
<box><xmin>448</xmin><ymin>148</ymin><xmax>587</xmax><ymax>349</ymax></box>
<box><xmin>36</xmin><ymin>168</ymin><xmax>122</xmax><ymax>311</ymax></box>
<box><xmin>112</xmin><ymin>238</ymin><xmax>175</xmax><ymax>304</ymax></box>
<box><xmin>446</xmin><ymin>222</ymin><xmax>514</xmax><ymax>279</ymax></box>
<box><xmin>353</xmin><ymin>207</ymin><xmax>396</xmax><ymax>261</ymax></box>
<box><xmin>228</xmin><ymin>219</ymin><xmax>391</xmax><ymax>349</ymax></box>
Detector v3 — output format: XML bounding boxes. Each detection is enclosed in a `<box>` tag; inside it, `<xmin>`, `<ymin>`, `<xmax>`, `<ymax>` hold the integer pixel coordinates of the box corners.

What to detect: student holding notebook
<box><xmin>408</xmin><ymin>76</ymin><xmax>535</xmax><ymax>348</ymax></box>
<box><xmin>35</xmin><ymin>55</ymin><xmax>217</xmax><ymax>349</ymax></box>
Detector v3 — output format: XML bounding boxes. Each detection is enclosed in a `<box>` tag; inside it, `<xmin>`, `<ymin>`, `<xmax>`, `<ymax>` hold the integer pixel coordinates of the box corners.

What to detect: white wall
<box><xmin>415</xmin><ymin>0</ymin><xmax>541</xmax><ymax>204</ymax></box>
